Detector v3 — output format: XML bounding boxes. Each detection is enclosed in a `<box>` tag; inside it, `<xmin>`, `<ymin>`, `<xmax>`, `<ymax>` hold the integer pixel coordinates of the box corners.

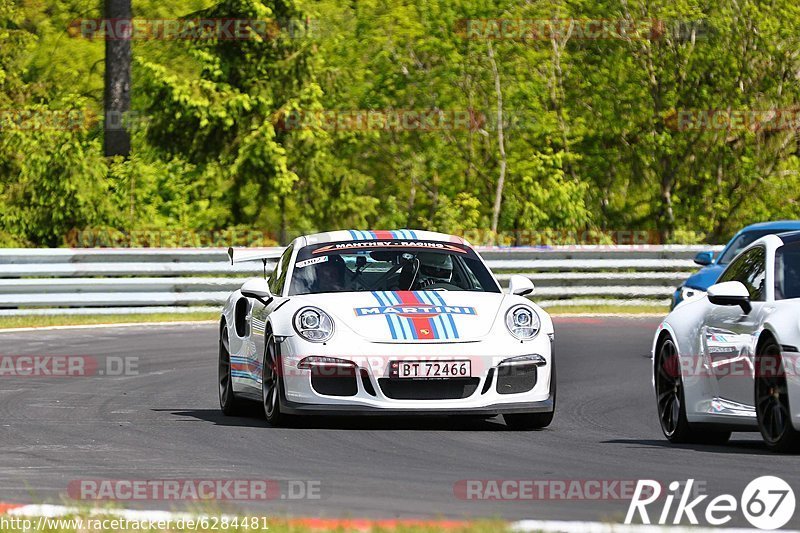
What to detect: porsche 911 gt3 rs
<box><xmin>218</xmin><ymin>229</ymin><xmax>556</xmax><ymax>428</ymax></box>
<box><xmin>653</xmin><ymin>231</ymin><xmax>800</xmax><ymax>451</ymax></box>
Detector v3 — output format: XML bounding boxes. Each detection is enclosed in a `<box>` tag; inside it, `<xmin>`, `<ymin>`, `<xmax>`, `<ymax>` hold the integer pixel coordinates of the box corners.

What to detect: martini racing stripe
<box><xmin>395</xmin><ymin>291</ymin><xmax>435</xmax><ymax>340</ymax></box>
<box><xmin>384</xmin><ymin>291</ymin><xmax>416</xmax><ymax>340</ymax></box>
<box><xmin>230</xmin><ymin>355</ymin><xmax>261</xmax><ymax>381</ymax></box>
<box><xmin>373</xmin><ymin>291</ymin><xmax>415</xmax><ymax>340</ymax></box>
<box><xmin>427</xmin><ymin>290</ymin><xmax>460</xmax><ymax>339</ymax></box>
<box><xmin>347</xmin><ymin>229</ymin><xmax>419</xmax><ymax>241</ymax></box>
<box><xmin>369</xmin><ymin>291</ymin><xmax>464</xmax><ymax>340</ymax></box>
<box><xmin>372</xmin><ymin>291</ymin><xmax>399</xmax><ymax>340</ymax></box>
<box><xmin>416</xmin><ymin>291</ymin><xmax>455</xmax><ymax>340</ymax></box>
<box><xmin>421</xmin><ymin>290</ymin><xmax>460</xmax><ymax>340</ymax></box>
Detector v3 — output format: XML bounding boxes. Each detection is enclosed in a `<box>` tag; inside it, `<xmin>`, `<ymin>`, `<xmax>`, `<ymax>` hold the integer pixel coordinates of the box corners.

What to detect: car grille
<box><xmin>496</xmin><ymin>363</ymin><xmax>537</xmax><ymax>395</ymax></box>
<box><xmin>310</xmin><ymin>366</ymin><xmax>358</xmax><ymax>397</ymax></box>
<box><xmin>378</xmin><ymin>378</ymin><xmax>480</xmax><ymax>400</ymax></box>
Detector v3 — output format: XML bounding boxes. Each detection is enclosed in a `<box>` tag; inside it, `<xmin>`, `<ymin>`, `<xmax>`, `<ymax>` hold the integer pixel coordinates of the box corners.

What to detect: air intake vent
<box><xmin>496</xmin><ymin>364</ymin><xmax>537</xmax><ymax>395</ymax></box>
<box><xmin>360</xmin><ymin>369</ymin><xmax>377</xmax><ymax>396</ymax></box>
<box><xmin>310</xmin><ymin>366</ymin><xmax>358</xmax><ymax>396</ymax></box>
<box><xmin>378</xmin><ymin>378</ymin><xmax>479</xmax><ymax>400</ymax></box>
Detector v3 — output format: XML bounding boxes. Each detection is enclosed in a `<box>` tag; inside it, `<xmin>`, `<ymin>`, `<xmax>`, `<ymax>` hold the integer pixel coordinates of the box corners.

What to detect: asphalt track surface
<box><xmin>0</xmin><ymin>317</ymin><xmax>798</xmax><ymax>527</ymax></box>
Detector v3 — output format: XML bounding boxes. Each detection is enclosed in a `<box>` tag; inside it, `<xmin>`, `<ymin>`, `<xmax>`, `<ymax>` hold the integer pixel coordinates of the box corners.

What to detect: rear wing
<box><xmin>226</xmin><ymin>247</ymin><xmax>284</xmax><ymax>265</ymax></box>
<box><xmin>227</xmin><ymin>247</ymin><xmax>284</xmax><ymax>278</ymax></box>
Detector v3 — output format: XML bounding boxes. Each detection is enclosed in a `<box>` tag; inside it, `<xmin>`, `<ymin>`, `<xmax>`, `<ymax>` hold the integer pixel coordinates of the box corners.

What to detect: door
<box><xmin>702</xmin><ymin>246</ymin><xmax>767</xmax><ymax>407</ymax></box>
<box><xmin>250</xmin><ymin>244</ymin><xmax>294</xmax><ymax>383</ymax></box>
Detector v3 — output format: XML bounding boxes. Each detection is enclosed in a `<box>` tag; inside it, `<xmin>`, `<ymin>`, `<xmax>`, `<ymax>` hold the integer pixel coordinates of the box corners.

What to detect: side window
<box><xmin>454</xmin><ymin>256</ymin><xmax>480</xmax><ymax>290</ymax></box>
<box><xmin>774</xmin><ymin>243</ymin><xmax>800</xmax><ymax>300</ymax></box>
<box><xmin>718</xmin><ymin>246</ymin><xmax>766</xmax><ymax>301</ymax></box>
<box><xmin>269</xmin><ymin>245</ymin><xmax>293</xmax><ymax>296</ymax></box>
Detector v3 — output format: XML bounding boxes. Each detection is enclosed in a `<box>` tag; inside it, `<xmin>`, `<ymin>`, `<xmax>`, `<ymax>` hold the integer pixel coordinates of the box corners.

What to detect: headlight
<box><xmin>505</xmin><ymin>305</ymin><xmax>540</xmax><ymax>340</ymax></box>
<box><xmin>293</xmin><ymin>307</ymin><xmax>334</xmax><ymax>342</ymax></box>
<box><xmin>499</xmin><ymin>354</ymin><xmax>546</xmax><ymax>366</ymax></box>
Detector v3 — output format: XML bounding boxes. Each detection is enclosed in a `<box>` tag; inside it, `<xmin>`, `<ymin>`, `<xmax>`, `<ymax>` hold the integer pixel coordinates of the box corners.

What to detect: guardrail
<box><xmin>0</xmin><ymin>246</ymin><xmax>722</xmax><ymax>315</ymax></box>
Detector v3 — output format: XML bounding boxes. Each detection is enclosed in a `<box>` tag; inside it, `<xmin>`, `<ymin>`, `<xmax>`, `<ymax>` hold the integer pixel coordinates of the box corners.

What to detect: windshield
<box><xmin>775</xmin><ymin>241</ymin><xmax>800</xmax><ymax>300</ymax></box>
<box><xmin>288</xmin><ymin>240</ymin><xmax>501</xmax><ymax>295</ymax></box>
<box><xmin>718</xmin><ymin>229</ymin><xmax>795</xmax><ymax>264</ymax></box>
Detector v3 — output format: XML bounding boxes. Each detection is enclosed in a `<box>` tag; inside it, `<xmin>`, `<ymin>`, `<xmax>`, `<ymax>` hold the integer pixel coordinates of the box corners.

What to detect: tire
<box><xmin>262</xmin><ymin>333</ymin><xmax>292</xmax><ymax>427</ymax></box>
<box><xmin>219</xmin><ymin>329</ymin><xmax>244</xmax><ymax>416</ymax></box>
<box><xmin>755</xmin><ymin>338</ymin><xmax>800</xmax><ymax>453</ymax></box>
<box><xmin>655</xmin><ymin>338</ymin><xmax>730</xmax><ymax>444</ymax></box>
<box><xmin>503</xmin><ymin>355</ymin><xmax>556</xmax><ymax>430</ymax></box>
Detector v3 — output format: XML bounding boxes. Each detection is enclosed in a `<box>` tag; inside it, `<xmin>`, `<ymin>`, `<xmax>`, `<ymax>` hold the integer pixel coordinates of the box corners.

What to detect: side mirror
<box><xmin>694</xmin><ymin>251</ymin><xmax>715</xmax><ymax>266</ymax></box>
<box><xmin>241</xmin><ymin>278</ymin><xmax>273</xmax><ymax>305</ymax></box>
<box><xmin>508</xmin><ymin>275</ymin><xmax>535</xmax><ymax>297</ymax></box>
<box><xmin>707</xmin><ymin>281</ymin><xmax>751</xmax><ymax>314</ymax></box>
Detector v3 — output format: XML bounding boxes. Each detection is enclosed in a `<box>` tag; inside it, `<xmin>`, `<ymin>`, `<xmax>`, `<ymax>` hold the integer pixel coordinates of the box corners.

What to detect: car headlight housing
<box><xmin>505</xmin><ymin>305</ymin><xmax>540</xmax><ymax>340</ymax></box>
<box><xmin>680</xmin><ymin>286</ymin><xmax>705</xmax><ymax>303</ymax></box>
<box><xmin>293</xmin><ymin>307</ymin><xmax>334</xmax><ymax>342</ymax></box>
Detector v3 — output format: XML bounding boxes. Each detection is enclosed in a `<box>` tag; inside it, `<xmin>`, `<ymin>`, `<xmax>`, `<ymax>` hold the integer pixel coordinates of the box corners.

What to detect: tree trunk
<box><xmin>104</xmin><ymin>0</ymin><xmax>131</xmax><ymax>157</ymax></box>
<box><xmin>487</xmin><ymin>42</ymin><xmax>506</xmax><ymax>239</ymax></box>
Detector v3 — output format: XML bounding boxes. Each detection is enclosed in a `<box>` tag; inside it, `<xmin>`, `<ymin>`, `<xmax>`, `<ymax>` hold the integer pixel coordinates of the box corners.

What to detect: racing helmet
<box><xmin>417</xmin><ymin>252</ymin><xmax>453</xmax><ymax>285</ymax></box>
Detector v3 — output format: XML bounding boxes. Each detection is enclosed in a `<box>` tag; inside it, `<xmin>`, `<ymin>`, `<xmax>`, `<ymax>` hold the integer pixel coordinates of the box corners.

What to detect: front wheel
<box><xmin>262</xmin><ymin>334</ymin><xmax>292</xmax><ymax>427</ymax></box>
<box><xmin>756</xmin><ymin>339</ymin><xmax>800</xmax><ymax>453</ymax></box>
<box><xmin>655</xmin><ymin>338</ymin><xmax>730</xmax><ymax>444</ymax></box>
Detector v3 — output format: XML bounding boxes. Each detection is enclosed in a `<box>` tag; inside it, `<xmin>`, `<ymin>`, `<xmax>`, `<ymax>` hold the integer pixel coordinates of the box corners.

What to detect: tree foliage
<box><xmin>0</xmin><ymin>0</ymin><xmax>798</xmax><ymax>246</ymax></box>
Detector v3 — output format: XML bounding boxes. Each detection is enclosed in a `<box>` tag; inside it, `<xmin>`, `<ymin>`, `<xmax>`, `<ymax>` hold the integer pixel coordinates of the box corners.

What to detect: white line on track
<box><xmin>0</xmin><ymin>314</ymin><xmax>665</xmax><ymax>334</ymax></box>
<box><xmin>0</xmin><ymin>320</ymin><xmax>216</xmax><ymax>334</ymax></box>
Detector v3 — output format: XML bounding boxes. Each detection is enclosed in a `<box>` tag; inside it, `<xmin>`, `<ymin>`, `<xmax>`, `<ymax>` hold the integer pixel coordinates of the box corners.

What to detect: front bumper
<box><xmin>280</xmin><ymin>397</ymin><xmax>554</xmax><ymax>416</ymax></box>
<box><xmin>277</xmin><ymin>334</ymin><xmax>554</xmax><ymax>415</ymax></box>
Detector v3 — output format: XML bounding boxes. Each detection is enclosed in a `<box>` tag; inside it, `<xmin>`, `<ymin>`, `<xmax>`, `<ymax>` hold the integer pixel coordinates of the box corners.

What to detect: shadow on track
<box><xmin>603</xmin><ymin>438</ymin><xmax>776</xmax><ymax>455</ymax></box>
<box><xmin>155</xmin><ymin>405</ymin><xmax>548</xmax><ymax>432</ymax></box>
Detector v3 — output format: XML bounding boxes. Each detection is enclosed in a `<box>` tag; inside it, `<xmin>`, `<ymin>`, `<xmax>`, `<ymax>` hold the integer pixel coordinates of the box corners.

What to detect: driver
<box><xmin>313</xmin><ymin>255</ymin><xmax>347</xmax><ymax>292</ymax></box>
<box><xmin>415</xmin><ymin>252</ymin><xmax>453</xmax><ymax>289</ymax></box>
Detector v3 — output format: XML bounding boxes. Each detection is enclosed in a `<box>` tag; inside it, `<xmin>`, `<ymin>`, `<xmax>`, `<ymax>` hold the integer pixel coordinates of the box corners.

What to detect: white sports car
<box><xmin>218</xmin><ymin>229</ymin><xmax>555</xmax><ymax>429</ymax></box>
<box><xmin>652</xmin><ymin>231</ymin><xmax>800</xmax><ymax>451</ymax></box>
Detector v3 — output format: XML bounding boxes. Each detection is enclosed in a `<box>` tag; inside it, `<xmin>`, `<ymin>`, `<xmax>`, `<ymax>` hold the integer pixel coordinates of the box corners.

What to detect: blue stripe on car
<box><xmin>373</xmin><ymin>291</ymin><xmax>398</xmax><ymax>339</ymax></box>
<box><xmin>416</xmin><ymin>291</ymin><xmax>447</xmax><ymax>340</ymax></box>
<box><xmin>385</xmin><ymin>291</ymin><xmax>414</xmax><ymax>339</ymax></box>
<box><xmin>430</xmin><ymin>290</ymin><xmax>459</xmax><ymax>339</ymax></box>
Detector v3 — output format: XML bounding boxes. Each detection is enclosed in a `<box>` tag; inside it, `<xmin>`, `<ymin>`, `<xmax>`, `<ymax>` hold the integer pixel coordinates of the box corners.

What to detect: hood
<box><xmin>291</xmin><ymin>290</ymin><xmax>507</xmax><ymax>343</ymax></box>
<box><xmin>684</xmin><ymin>264</ymin><xmax>726</xmax><ymax>291</ymax></box>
